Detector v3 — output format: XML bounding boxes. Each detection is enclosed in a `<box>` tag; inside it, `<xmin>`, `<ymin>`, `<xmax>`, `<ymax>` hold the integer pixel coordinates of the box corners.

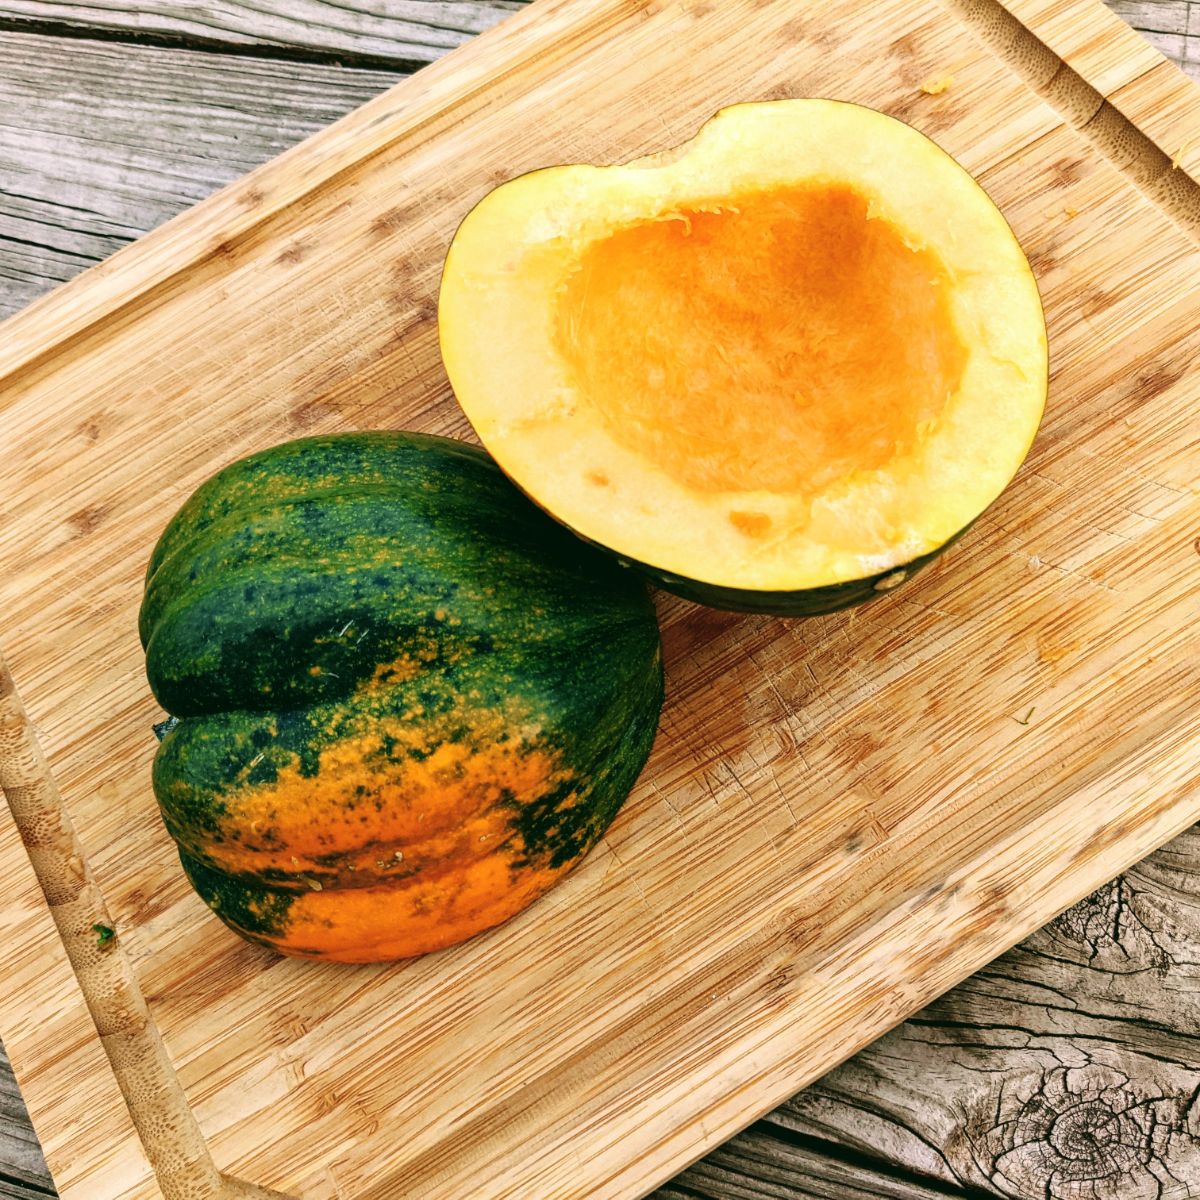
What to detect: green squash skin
<box><xmin>142</xmin><ymin>433</ymin><xmax>657</xmax><ymax>716</ymax></box>
<box><xmin>178</xmin><ymin>850</ymin><xmax>295</xmax><ymax>949</ymax></box>
<box><xmin>151</xmin><ymin>606</ymin><xmax>663</xmax><ymax>881</ymax></box>
<box><xmin>143</xmin><ymin>432</ymin><xmax>663</xmax><ymax>955</ymax></box>
<box><xmin>618</xmin><ymin>529</ymin><xmax>971</xmax><ymax>616</ymax></box>
<box><xmin>169</xmin><ymin>639</ymin><xmax>662</xmax><ymax>951</ymax></box>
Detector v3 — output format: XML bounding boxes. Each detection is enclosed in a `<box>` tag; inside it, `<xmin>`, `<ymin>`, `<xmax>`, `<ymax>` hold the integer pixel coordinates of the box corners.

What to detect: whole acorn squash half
<box><xmin>140</xmin><ymin>432</ymin><xmax>663</xmax><ymax>963</ymax></box>
<box><xmin>439</xmin><ymin>99</ymin><xmax>1048</xmax><ymax>615</ymax></box>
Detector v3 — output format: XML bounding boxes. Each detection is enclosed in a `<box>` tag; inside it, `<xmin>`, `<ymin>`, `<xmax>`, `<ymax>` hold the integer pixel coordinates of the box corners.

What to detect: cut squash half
<box><xmin>439</xmin><ymin>99</ymin><xmax>1047</xmax><ymax>614</ymax></box>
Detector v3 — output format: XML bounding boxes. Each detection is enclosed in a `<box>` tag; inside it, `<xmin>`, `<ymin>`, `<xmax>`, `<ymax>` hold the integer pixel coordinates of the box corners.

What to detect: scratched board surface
<box><xmin>1</xmin><ymin>0</ymin><xmax>1199</xmax><ymax>1196</ymax></box>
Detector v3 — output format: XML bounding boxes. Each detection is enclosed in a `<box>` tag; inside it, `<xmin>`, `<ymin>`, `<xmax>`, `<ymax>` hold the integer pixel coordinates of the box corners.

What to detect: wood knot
<box><xmin>369</xmin><ymin>202</ymin><xmax>417</xmax><ymax>239</ymax></box>
<box><xmin>275</xmin><ymin>239</ymin><xmax>311</xmax><ymax>266</ymax></box>
<box><xmin>971</xmin><ymin>1062</ymin><xmax>1200</xmax><ymax>1198</ymax></box>
<box><xmin>289</xmin><ymin>396</ymin><xmax>337</xmax><ymax>432</ymax></box>
<box><xmin>68</xmin><ymin>504</ymin><xmax>107</xmax><ymax>535</ymax></box>
<box><xmin>1051</xmin><ymin>156</ymin><xmax>1085</xmax><ymax>186</ymax></box>
<box><xmin>1130</xmin><ymin>361</ymin><xmax>1187</xmax><ymax>403</ymax></box>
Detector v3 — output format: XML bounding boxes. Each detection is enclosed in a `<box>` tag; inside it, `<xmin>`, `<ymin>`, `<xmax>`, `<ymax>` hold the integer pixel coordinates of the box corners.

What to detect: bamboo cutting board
<box><xmin>2</xmin><ymin>0</ymin><xmax>1200</xmax><ymax>1196</ymax></box>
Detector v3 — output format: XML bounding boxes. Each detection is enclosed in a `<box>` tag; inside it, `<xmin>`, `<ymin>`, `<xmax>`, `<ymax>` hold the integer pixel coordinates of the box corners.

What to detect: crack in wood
<box><xmin>0</xmin><ymin>14</ymin><xmax>438</xmax><ymax>73</ymax></box>
<box><xmin>755</xmin><ymin>1119</ymin><xmax>990</xmax><ymax>1198</ymax></box>
<box><xmin>0</xmin><ymin>1</ymin><xmax>524</xmax><ymax>67</ymax></box>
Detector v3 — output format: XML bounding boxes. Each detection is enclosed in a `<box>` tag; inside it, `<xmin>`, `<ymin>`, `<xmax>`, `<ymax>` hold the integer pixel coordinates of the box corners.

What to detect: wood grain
<box><xmin>0</xmin><ymin>32</ymin><xmax>401</xmax><ymax>318</ymax></box>
<box><xmin>769</xmin><ymin>831</ymin><xmax>1200</xmax><ymax>1199</ymax></box>
<box><xmin>0</xmin><ymin>2</ymin><xmax>1195</xmax><ymax>1200</ymax></box>
<box><xmin>0</xmin><ymin>681</ymin><xmax>159</xmax><ymax>1200</ymax></box>
<box><xmin>657</xmin><ymin>1122</ymin><xmax>978</xmax><ymax>1199</ymax></box>
<box><xmin>1109</xmin><ymin>1</ymin><xmax>1200</xmax><ymax>74</ymax></box>
<box><xmin>0</xmin><ymin>1</ymin><xmax>522</xmax><ymax>64</ymax></box>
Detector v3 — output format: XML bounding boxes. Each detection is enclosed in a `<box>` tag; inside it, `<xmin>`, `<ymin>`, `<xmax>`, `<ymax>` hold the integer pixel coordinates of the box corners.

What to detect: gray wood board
<box><xmin>0</xmin><ymin>1045</ymin><xmax>50</xmax><ymax>1199</ymax></box>
<box><xmin>0</xmin><ymin>1</ymin><xmax>524</xmax><ymax>66</ymax></box>
<box><xmin>2</xmin><ymin>3</ymin><xmax>1200</xmax><ymax>1199</ymax></box>
<box><xmin>0</xmin><ymin>31</ymin><xmax>403</xmax><ymax>316</ymax></box>
<box><xmin>1</xmin><ymin>2</ymin><xmax>1196</xmax><ymax>317</ymax></box>
<box><xmin>1108</xmin><ymin>1</ymin><xmax>1200</xmax><ymax>74</ymax></box>
<box><xmin>0</xmin><ymin>1</ymin><xmax>1195</xmax><ymax>73</ymax></box>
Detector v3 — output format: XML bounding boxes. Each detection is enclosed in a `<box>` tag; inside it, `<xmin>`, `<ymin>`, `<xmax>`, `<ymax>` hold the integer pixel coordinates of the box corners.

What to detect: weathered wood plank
<box><xmin>3</xmin><ymin>0</ymin><xmax>1196</xmax><ymax>77</ymax></box>
<box><xmin>0</xmin><ymin>1044</ymin><xmax>50</xmax><ymax>1199</ymax></box>
<box><xmin>0</xmin><ymin>31</ymin><xmax>403</xmax><ymax>316</ymax></box>
<box><xmin>0</xmin><ymin>1183</ymin><xmax>53</xmax><ymax>1200</ymax></box>
<box><xmin>655</xmin><ymin>1122</ymin><xmax>974</xmax><ymax>1199</ymax></box>
<box><xmin>1107</xmin><ymin>1</ymin><xmax>1200</xmax><ymax>72</ymax></box>
<box><xmin>762</xmin><ymin>827</ymin><xmax>1200</xmax><ymax>1199</ymax></box>
<box><xmin>0</xmin><ymin>1</ymin><xmax>524</xmax><ymax>65</ymax></box>
<box><xmin>658</xmin><ymin>833</ymin><xmax>1200</xmax><ymax>1198</ymax></box>
<box><xmin>0</xmin><ymin>1</ymin><xmax>1195</xmax><ymax>319</ymax></box>
<box><xmin>4</xmin><ymin>0</ymin><xmax>1196</xmax><ymax>81</ymax></box>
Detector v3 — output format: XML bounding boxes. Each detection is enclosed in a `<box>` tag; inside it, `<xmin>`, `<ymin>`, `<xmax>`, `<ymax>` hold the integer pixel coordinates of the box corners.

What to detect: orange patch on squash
<box><xmin>201</xmin><ymin>698</ymin><xmax>568</xmax><ymax>887</ymax></box>
<box><xmin>196</xmin><ymin>696</ymin><xmax>578</xmax><ymax>961</ymax></box>
<box><xmin>263</xmin><ymin>854</ymin><xmax>564</xmax><ymax>962</ymax></box>
<box><xmin>728</xmin><ymin>510</ymin><xmax>772</xmax><ymax>537</ymax></box>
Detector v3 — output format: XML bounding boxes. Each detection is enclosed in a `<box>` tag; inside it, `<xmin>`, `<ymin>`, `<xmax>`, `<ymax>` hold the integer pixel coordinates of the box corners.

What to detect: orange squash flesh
<box><xmin>557</xmin><ymin>183</ymin><xmax>968</xmax><ymax>502</ymax></box>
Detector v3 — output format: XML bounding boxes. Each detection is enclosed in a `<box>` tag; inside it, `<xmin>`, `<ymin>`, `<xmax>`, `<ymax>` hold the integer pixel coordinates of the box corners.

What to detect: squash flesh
<box><xmin>556</xmin><ymin>183</ymin><xmax>967</xmax><ymax>500</ymax></box>
<box><xmin>439</xmin><ymin>100</ymin><xmax>1048</xmax><ymax>598</ymax></box>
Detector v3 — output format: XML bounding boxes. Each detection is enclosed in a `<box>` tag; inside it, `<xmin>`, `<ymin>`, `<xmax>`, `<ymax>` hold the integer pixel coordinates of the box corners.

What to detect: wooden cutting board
<box><xmin>2</xmin><ymin>0</ymin><xmax>1199</xmax><ymax>1196</ymax></box>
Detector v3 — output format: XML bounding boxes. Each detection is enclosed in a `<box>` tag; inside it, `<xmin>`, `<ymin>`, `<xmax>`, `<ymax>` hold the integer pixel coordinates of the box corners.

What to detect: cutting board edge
<box><xmin>0</xmin><ymin>655</ymin><xmax>164</xmax><ymax>1200</ymax></box>
<box><xmin>969</xmin><ymin>0</ymin><xmax>1200</xmax><ymax>241</ymax></box>
<box><xmin>0</xmin><ymin>652</ymin><xmax>302</xmax><ymax>1200</ymax></box>
<box><xmin>588</xmin><ymin>768</ymin><xmax>1200</xmax><ymax>1200</ymax></box>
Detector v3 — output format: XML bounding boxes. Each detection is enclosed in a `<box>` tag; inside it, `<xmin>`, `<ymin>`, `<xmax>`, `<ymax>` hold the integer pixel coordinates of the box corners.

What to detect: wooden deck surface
<box><xmin>1</xmin><ymin>2</ymin><xmax>1199</xmax><ymax>1197</ymax></box>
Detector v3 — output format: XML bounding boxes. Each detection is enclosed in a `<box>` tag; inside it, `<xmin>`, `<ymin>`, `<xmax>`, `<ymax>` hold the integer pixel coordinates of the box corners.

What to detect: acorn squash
<box><xmin>140</xmin><ymin>432</ymin><xmax>662</xmax><ymax>963</ymax></box>
<box><xmin>439</xmin><ymin>99</ymin><xmax>1047</xmax><ymax>614</ymax></box>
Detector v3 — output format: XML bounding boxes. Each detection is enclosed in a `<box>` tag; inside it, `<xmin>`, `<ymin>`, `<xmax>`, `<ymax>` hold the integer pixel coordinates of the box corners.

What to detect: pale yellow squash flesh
<box><xmin>439</xmin><ymin>100</ymin><xmax>1047</xmax><ymax>594</ymax></box>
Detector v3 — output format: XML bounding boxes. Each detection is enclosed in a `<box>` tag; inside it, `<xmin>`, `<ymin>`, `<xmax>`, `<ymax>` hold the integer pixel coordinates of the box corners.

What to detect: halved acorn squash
<box><xmin>439</xmin><ymin>99</ymin><xmax>1047</xmax><ymax>614</ymax></box>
